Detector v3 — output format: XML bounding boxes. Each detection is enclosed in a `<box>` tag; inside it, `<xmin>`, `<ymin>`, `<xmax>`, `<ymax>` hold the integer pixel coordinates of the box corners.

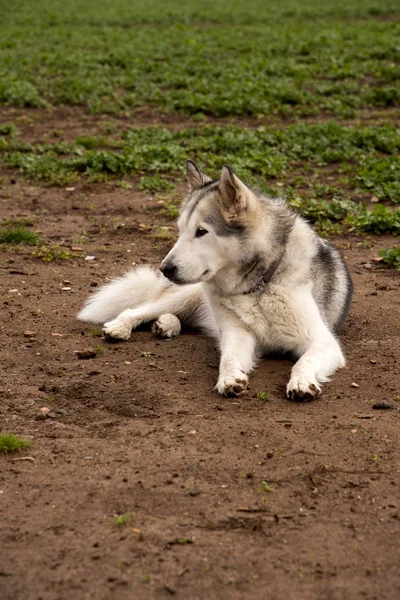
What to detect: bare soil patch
<box><xmin>0</xmin><ymin>120</ymin><xmax>399</xmax><ymax>600</ymax></box>
<box><xmin>2</xmin><ymin>106</ymin><xmax>400</xmax><ymax>146</ymax></box>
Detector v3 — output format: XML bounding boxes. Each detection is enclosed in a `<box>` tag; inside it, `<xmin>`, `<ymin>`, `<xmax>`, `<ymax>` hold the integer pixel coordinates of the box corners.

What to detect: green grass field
<box><xmin>1</xmin><ymin>0</ymin><xmax>399</xmax><ymax>115</ymax></box>
<box><xmin>1</xmin><ymin>0</ymin><xmax>399</xmax><ymax>238</ymax></box>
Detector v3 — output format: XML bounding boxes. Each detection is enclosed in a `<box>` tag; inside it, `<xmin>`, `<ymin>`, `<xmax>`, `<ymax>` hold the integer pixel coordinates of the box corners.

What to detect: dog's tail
<box><xmin>77</xmin><ymin>265</ymin><xmax>169</xmax><ymax>323</ymax></box>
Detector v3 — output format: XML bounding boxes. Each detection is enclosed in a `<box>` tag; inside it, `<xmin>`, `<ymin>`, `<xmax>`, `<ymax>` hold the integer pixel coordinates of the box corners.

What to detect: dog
<box><xmin>78</xmin><ymin>161</ymin><xmax>353</xmax><ymax>401</ymax></box>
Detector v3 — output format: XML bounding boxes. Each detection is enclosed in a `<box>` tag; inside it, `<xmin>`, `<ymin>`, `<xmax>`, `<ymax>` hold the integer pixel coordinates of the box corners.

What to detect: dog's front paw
<box><xmin>216</xmin><ymin>372</ymin><xmax>248</xmax><ymax>397</ymax></box>
<box><xmin>286</xmin><ymin>376</ymin><xmax>321</xmax><ymax>402</ymax></box>
<box><xmin>152</xmin><ymin>314</ymin><xmax>181</xmax><ymax>339</ymax></box>
<box><xmin>102</xmin><ymin>318</ymin><xmax>132</xmax><ymax>341</ymax></box>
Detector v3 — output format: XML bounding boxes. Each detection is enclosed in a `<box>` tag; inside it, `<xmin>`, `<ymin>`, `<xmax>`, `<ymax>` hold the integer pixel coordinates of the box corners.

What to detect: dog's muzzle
<box><xmin>160</xmin><ymin>260</ymin><xmax>186</xmax><ymax>284</ymax></box>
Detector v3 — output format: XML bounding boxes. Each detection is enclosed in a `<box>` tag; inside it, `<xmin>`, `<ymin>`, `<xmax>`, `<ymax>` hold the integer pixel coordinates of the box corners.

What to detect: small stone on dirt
<box><xmin>132</xmin><ymin>528</ymin><xmax>144</xmax><ymax>541</ymax></box>
<box><xmin>188</xmin><ymin>488</ymin><xmax>201</xmax><ymax>496</ymax></box>
<box><xmin>148</xmin><ymin>362</ymin><xmax>163</xmax><ymax>369</ymax></box>
<box><xmin>354</xmin><ymin>413</ymin><xmax>373</xmax><ymax>419</ymax></box>
<box><xmin>76</xmin><ymin>349</ymin><xmax>97</xmax><ymax>359</ymax></box>
<box><xmin>36</xmin><ymin>406</ymin><xmax>51</xmax><ymax>420</ymax></box>
<box><xmin>350</xmin><ymin>382</ymin><xmax>359</xmax><ymax>388</ymax></box>
<box><xmin>372</xmin><ymin>402</ymin><xmax>394</xmax><ymax>410</ymax></box>
<box><xmin>24</xmin><ymin>330</ymin><xmax>37</xmax><ymax>337</ymax></box>
<box><xmin>85</xmin><ymin>255</ymin><xmax>96</xmax><ymax>261</ymax></box>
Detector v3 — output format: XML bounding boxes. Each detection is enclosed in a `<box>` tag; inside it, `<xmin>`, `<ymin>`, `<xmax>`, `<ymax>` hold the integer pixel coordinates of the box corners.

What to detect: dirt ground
<box><xmin>1</xmin><ymin>110</ymin><xmax>399</xmax><ymax>600</ymax></box>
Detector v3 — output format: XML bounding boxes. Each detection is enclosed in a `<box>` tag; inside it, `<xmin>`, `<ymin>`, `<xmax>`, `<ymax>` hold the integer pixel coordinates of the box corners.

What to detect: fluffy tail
<box><xmin>77</xmin><ymin>265</ymin><xmax>169</xmax><ymax>323</ymax></box>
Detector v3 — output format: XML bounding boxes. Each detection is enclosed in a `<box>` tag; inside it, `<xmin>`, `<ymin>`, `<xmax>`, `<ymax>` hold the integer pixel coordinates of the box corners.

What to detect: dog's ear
<box><xmin>186</xmin><ymin>160</ymin><xmax>212</xmax><ymax>190</ymax></box>
<box><xmin>218</xmin><ymin>165</ymin><xmax>247</xmax><ymax>215</ymax></box>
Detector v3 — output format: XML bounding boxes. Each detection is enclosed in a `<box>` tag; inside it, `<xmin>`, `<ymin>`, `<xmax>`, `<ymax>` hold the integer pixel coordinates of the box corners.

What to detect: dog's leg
<box><xmin>151</xmin><ymin>314</ymin><xmax>181</xmax><ymax>339</ymax></box>
<box><xmin>102</xmin><ymin>285</ymin><xmax>205</xmax><ymax>341</ymax></box>
<box><xmin>287</xmin><ymin>296</ymin><xmax>345</xmax><ymax>401</ymax></box>
<box><xmin>216</xmin><ymin>325</ymin><xmax>257</xmax><ymax>396</ymax></box>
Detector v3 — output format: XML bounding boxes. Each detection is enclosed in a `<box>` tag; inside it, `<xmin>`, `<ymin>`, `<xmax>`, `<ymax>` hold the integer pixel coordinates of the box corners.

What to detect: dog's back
<box><xmin>310</xmin><ymin>236</ymin><xmax>353</xmax><ymax>333</ymax></box>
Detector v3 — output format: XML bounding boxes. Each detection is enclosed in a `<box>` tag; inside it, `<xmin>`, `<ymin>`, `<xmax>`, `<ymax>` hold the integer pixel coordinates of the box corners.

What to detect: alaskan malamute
<box><xmin>78</xmin><ymin>161</ymin><xmax>353</xmax><ymax>401</ymax></box>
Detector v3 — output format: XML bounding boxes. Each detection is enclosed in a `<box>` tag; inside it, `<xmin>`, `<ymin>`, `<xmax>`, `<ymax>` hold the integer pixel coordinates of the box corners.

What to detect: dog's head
<box><xmin>160</xmin><ymin>161</ymin><xmax>262</xmax><ymax>285</ymax></box>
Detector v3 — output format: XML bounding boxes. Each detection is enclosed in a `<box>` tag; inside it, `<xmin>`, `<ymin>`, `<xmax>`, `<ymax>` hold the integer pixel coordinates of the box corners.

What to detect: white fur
<box><xmin>77</xmin><ymin>266</ymin><xmax>165</xmax><ymax>324</ymax></box>
<box><xmin>151</xmin><ymin>314</ymin><xmax>181</xmax><ymax>339</ymax></box>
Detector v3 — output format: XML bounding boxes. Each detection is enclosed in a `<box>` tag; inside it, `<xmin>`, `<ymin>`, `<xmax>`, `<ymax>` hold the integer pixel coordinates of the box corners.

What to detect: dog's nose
<box><xmin>160</xmin><ymin>261</ymin><xmax>177</xmax><ymax>281</ymax></box>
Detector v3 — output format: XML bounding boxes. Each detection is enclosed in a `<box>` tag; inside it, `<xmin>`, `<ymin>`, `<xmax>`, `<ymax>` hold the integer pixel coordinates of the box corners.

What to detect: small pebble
<box><xmin>372</xmin><ymin>402</ymin><xmax>394</xmax><ymax>410</ymax></box>
<box><xmin>76</xmin><ymin>349</ymin><xmax>96</xmax><ymax>359</ymax></box>
<box><xmin>24</xmin><ymin>330</ymin><xmax>37</xmax><ymax>337</ymax></box>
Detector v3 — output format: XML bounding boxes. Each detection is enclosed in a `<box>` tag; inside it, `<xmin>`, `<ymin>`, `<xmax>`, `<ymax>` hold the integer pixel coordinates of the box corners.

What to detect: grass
<box><xmin>0</xmin><ymin>225</ymin><xmax>40</xmax><ymax>245</ymax></box>
<box><xmin>0</xmin><ymin>433</ymin><xmax>31</xmax><ymax>454</ymax></box>
<box><xmin>3</xmin><ymin>121</ymin><xmax>400</xmax><ymax>235</ymax></box>
<box><xmin>357</xmin><ymin>157</ymin><xmax>400</xmax><ymax>203</ymax></box>
<box><xmin>0</xmin><ymin>123</ymin><xmax>18</xmax><ymax>136</ymax></box>
<box><xmin>112</xmin><ymin>513</ymin><xmax>132</xmax><ymax>526</ymax></box>
<box><xmin>379</xmin><ymin>247</ymin><xmax>400</xmax><ymax>269</ymax></box>
<box><xmin>6</xmin><ymin>122</ymin><xmax>400</xmax><ymax>185</ymax></box>
<box><xmin>260</xmin><ymin>481</ymin><xmax>276</xmax><ymax>493</ymax></box>
<box><xmin>0</xmin><ymin>1</ymin><xmax>399</xmax><ymax>239</ymax></box>
<box><xmin>162</xmin><ymin>200</ymin><xmax>181</xmax><ymax>220</ymax></box>
<box><xmin>91</xmin><ymin>328</ymin><xmax>103</xmax><ymax>338</ymax></box>
<box><xmin>138</xmin><ymin>175</ymin><xmax>175</xmax><ymax>195</ymax></box>
<box><xmin>1</xmin><ymin>2</ymin><xmax>399</xmax><ymax>116</ymax></box>
<box><xmin>32</xmin><ymin>245</ymin><xmax>75</xmax><ymax>261</ymax></box>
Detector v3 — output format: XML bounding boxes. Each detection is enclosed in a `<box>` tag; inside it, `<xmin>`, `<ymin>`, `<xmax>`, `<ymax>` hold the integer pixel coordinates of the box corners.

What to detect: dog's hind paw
<box><xmin>102</xmin><ymin>318</ymin><xmax>132</xmax><ymax>341</ymax></box>
<box><xmin>286</xmin><ymin>377</ymin><xmax>321</xmax><ymax>402</ymax></box>
<box><xmin>152</xmin><ymin>314</ymin><xmax>181</xmax><ymax>339</ymax></box>
<box><xmin>216</xmin><ymin>372</ymin><xmax>248</xmax><ymax>397</ymax></box>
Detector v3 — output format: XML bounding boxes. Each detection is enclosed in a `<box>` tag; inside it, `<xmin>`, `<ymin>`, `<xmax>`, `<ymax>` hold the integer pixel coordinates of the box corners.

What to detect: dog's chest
<box><xmin>213</xmin><ymin>287</ymin><xmax>304</xmax><ymax>351</ymax></box>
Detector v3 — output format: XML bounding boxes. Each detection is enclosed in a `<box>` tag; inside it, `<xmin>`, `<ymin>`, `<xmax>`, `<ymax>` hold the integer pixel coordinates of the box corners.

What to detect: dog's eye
<box><xmin>195</xmin><ymin>227</ymin><xmax>208</xmax><ymax>238</ymax></box>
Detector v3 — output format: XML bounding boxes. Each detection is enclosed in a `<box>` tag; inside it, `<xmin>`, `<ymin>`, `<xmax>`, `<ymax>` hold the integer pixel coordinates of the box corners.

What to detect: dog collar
<box><xmin>243</xmin><ymin>255</ymin><xmax>283</xmax><ymax>295</ymax></box>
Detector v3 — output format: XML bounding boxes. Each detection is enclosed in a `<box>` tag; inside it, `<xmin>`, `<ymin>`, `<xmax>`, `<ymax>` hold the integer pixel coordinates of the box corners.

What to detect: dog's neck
<box><xmin>209</xmin><ymin>251</ymin><xmax>285</xmax><ymax>297</ymax></box>
<box><xmin>242</xmin><ymin>254</ymin><xmax>284</xmax><ymax>294</ymax></box>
